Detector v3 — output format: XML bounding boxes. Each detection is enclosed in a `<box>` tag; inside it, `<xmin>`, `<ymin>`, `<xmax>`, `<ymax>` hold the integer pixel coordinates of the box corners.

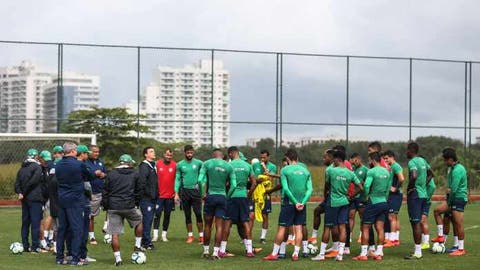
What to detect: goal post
<box><xmin>0</xmin><ymin>133</ymin><xmax>96</xmax><ymax>200</ymax></box>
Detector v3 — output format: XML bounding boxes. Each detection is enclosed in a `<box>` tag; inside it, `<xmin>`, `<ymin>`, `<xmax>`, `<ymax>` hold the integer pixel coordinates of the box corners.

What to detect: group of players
<box><xmin>14</xmin><ymin>140</ymin><xmax>468</xmax><ymax>266</ymax></box>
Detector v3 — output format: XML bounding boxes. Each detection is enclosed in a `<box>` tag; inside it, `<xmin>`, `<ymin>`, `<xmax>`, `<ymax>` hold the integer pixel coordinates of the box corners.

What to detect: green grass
<box><xmin>1</xmin><ymin>203</ymin><xmax>480</xmax><ymax>270</ymax></box>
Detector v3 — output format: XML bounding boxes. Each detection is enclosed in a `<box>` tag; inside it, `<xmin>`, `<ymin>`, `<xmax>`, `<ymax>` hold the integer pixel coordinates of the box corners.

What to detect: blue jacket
<box><xmin>85</xmin><ymin>158</ymin><xmax>107</xmax><ymax>194</ymax></box>
<box><xmin>55</xmin><ymin>156</ymin><xmax>91</xmax><ymax>208</ymax></box>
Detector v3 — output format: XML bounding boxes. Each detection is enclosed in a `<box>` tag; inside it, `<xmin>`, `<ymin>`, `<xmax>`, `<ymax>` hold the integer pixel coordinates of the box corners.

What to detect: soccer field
<box><xmin>1</xmin><ymin>203</ymin><xmax>480</xmax><ymax>270</ymax></box>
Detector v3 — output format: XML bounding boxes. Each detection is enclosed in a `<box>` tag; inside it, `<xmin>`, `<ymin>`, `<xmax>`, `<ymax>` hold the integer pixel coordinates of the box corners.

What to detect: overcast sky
<box><xmin>1</xmin><ymin>0</ymin><xmax>479</xmax><ymax>144</ymax></box>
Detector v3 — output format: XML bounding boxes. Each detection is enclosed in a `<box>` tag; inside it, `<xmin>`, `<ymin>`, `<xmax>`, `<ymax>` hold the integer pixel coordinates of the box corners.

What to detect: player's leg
<box><xmin>202</xmin><ymin>214</ymin><xmax>214</xmax><ymax>257</ymax></box>
<box><xmin>30</xmin><ymin>201</ymin><xmax>44</xmax><ymax>252</ymax></box>
<box><xmin>79</xmin><ymin>205</ymin><xmax>91</xmax><ymax>262</ymax></box>
<box><xmin>260</xmin><ymin>199</ymin><xmax>271</xmax><ymax>244</ymax></box>
<box><xmin>88</xmin><ymin>194</ymin><xmax>101</xmax><ymax>245</ymax></box>
<box><xmin>55</xmin><ymin>208</ymin><xmax>67</xmax><ymax>264</ymax></box>
<box><xmin>152</xmin><ymin>200</ymin><xmax>161</xmax><ymax>242</ymax></box>
<box><xmin>309</xmin><ymin>204</ymin><xmax>322</xmax><ymax>243</ymax></box>
<box><xmin>374</xmin><ymin>219</ymin><xmax>385</xmax><ymax>259</ymax></box>
<box><xmin>287</xmin><ymin>225</ymin><xmax>295</xmax><ymax>244</ymax></box>
<box><xmin>21</xmin><ymin>200</ymin><xmax>31</xmax><ymax>251</ymax></box>
<box><xmin>405</xmin><ymin>194</ymin><xmax>424</xmax><ymax>259</ymax></box>
<box><xmin>336</xmin><ymin>206</ymin><xmax>349</xmax><ymax>261</ymax></box>
<box><xmin>107</xmin><ymin>211</ymin><xmax>123</xmax><ymax>266</ymax></box>
<box><xmin>161</xmin><ymin>199</ymin><xmax>174</xmax><ymax>242</ymax></box>
<box><xmin>449</xmin><ymin>200</ymin><xmax>466</xmax><ymax>256</ymax></box>
<box><xmin>139</xmin><ymin>200</ymin><xmax>155</xmax><ymax>249</ymax></box>
<box><xmin>433</xmin><ymin>201</ymin><xmax>449</xmax><ymax>242</ymax></box>
<box><xmin>264</xmin><ymin>204</ymin><xmax>292</xmax><ymax>260</ymax></box>
<box><xmin>353</xmin><ymin>202</ymin><xmax>373</xmax><ymax>260</ymax></box>
<box><xmin>192</xmin><ymin>195</ymin><xmax>204</xmax><ymax>243</ymax></box>
<box><xmin>420</xmin><ymin>202</ymin><xmax>431</xmax><ymax>249</ymax></box>
<box><xmin>219</xmin><ymin>198</ymin><xmax>234</xmax><ymax>257</ymax></box>
<box><xmin>313</xmin><ymin>205</ymin><xmax>335</xmax><ymax>261</ymax></box>
<box><xmin>182</xmin><ymin>195</ymin><xmax>194</xmax><ymax>243</ymax></box>
<box><xmin>301</xmin><ymin>225</ymin><xmax>309</xmax><ymax>257</ymax></box>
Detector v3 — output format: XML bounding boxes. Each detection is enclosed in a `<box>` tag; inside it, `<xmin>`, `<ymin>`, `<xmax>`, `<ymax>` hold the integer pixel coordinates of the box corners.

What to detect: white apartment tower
<box><xmin>139</xmin><ymin>60</ymin><xmax>230</xmax><ymax>146</ymax></box>
<box><xmin>0</xmin><ymin>61</ymin><xmax>99</xmax><ymax>133</ymax></box>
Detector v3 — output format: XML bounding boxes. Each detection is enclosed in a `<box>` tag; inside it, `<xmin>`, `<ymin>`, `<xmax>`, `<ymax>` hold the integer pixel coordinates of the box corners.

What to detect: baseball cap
<box><xmin>27</xmin><ymin>148</ymin><xmax>39</xmax><ymax>158</ymax></box>
<box><xmin>52</xmin><ymin>145</ymin><xmax>63</xmax><ymax>153</ymax></box>
<box><xmin>39</xmin><ymin>150</ymin><xmax>52</xmax><ymax>161</ymax></box>
<box><xmin>77</xmin><ymin>145</ymin><xmax>92</xmax><ymax>154</ymax></box>
<box><xmin>119</xmin><ymin>154</ymin><xmax>135</xmax><ymax>164</ymax></box>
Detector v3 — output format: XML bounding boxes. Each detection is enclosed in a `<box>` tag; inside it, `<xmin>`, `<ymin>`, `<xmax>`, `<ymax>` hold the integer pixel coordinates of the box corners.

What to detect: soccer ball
<box><xmin>307</xmin><ymin>243</ymin><xmax>319</xmax><ymax>255</ymax></box>
<box><xmin>251</xmin><ymin>158</ymin><xmax>260</xmax><ymax>165</ymax></box>
<box><xmin>431</xmin><ymin>242</ymin><xmax>446</xmax><ymax>254</ymax></box>
<box><xmin>131</xmin><ymin>251</ymin><xmax>147</xmax><ymax>264</ymax></box>
<box><xmin>10</xmin><ymin>242</ymin><xmax>24</xmax><ymax>254</ymax></box>
<box><xmin>103</xmin><ymin>234</ymin><xmax>112</xmax><ymax>244</ymax></box>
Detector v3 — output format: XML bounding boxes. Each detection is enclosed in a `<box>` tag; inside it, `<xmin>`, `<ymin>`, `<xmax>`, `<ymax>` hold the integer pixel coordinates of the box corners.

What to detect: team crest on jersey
<box><xmin>169</xmin><ymin>168</ymin><xmax>173</xmax><ymax>172</ymax></box>
<box><xmin>193</xmin><ymin>165</ymin><xmax>197</xmax><ymax>169</ymax></box>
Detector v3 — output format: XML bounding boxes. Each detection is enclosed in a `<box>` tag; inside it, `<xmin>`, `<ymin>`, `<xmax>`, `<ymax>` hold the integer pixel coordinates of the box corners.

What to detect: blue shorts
<box><xmin>203</xmin><ymin>194</ymin><xmax>227</xmax><ymax>219</ymax></box>
<box><xmin>388</xmin><ymin>192</ymin><xmax>403</xmax><ymax>214</ymax></box>
<box><xmin>349</xmin><ymin>197</ymin><xmax>365</xmax><ymax>210</ymax></box>
<box><xmin>422</xmin><ymin>202</ymin><xmax>431</xmax><ymax>216</ymax></box>
<box><xmin>450</xmin><ymin>199</ymin><xmax>467</xmax><ymax>212</ymax></box>
<box><xmin>407</xmin><ymin>191</ymin><xmax>427</xmax><ymax>223</ymax></box>
<box><xmin>260</xmin><ymin>199</ymin><xmax>272</xmax><ymax>214</ymax></box>
<box><xmin>225</xmin><ymin>197</ymin><xmax>250</xmax><ymax>223</ymax></box>
<box><xmin>278</xmin><ymin>204</ymin><xmax>306</xmax><ymax>227</ymax></box>
<box><xmin>324</xmin><ymin>205</ymin><xmax>349</xmax><ymax>227</ymax></box>
<box><xmin>362</xmin><ymin>202</ymin><xmax>388</xmax><ymax>224</ymax></box>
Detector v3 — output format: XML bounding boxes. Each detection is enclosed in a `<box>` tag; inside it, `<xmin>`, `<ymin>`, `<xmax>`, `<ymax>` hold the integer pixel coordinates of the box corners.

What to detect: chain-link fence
<box><xmin>1</xmin><ymin>40</ymin><xmax>479</xmax><ymax>199</ymax></box>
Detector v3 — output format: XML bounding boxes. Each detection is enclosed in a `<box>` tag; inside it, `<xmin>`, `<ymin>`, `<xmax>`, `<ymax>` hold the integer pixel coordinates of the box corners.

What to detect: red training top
<box><xmin>156</xmin><ymin>159</ymin><xmax>177</xmax><ymax>198</ymax></box>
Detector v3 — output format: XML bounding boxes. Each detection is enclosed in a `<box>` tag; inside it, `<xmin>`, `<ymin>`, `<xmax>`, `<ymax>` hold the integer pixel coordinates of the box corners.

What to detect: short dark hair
<box><xmin>368</xmin><ymin>141</ymin><xmax>382</xmax><ymax>152</ymax></box>
<box><xmin>333</xmin><ymin>144</ymin><xmax>346</xmax><ymax>153</ymax></box>
<box><xmin>383</xmin><ymin>150</ymin><xmax>395</xmax><ymax>158</ymax></box>
<box><xmin>442</xmin><ymin>147</ymin><xmax>458</xmax><ymax>161</ymax></box>
<box><xmin>407</xmin><ymin>142</ymin><xmax>419</xmax><ymax>154</ymax></box>
<box><xmin>184</xmin><ymin>145</ymin><xmax>194</xmax><ymax>152</ymax></box>
<box><xmin>164</xmin><ymin>148</ymin><xmax>173</xmax><ymax>154</ymax></box>
<box><xmin>284</xmin><ymin>149</ymin><xmax>298</xmax><ymax>161</ymax></box>
<box><xmin>350</xmin><ymin>153</ymin><xmax>361</xmax><ymax>159</ymax></box>
<box><xmin>326</xmin><ymin>149</ymin><xmax>336</xmax><ymax>157</ymax></box>
<box><xmin>89</xmin><ymin>144</ymin><xmax>98</xmax><ymax>150</ymax></box>
<box><xmin>212</xmin><ymin>148</ymin><xmax>222</xmax><ymax>153</ymax></box>
<box><xmin>368</xmin><ymin>151</ymin><xmax>382</xmax><ymax>163</ymax></box>
<box><xmin>333</xmin><ymin>150</ymin><xmax>346</xmax><ymax>161</ymax></box>
<box><xmin>227</xmin><ymin>146</ymin><xmax>239</xmax><ymax>154</ymax></box>
<box><xmin>260</xmin><ymin>150</ymin><xmax>270</xmax><ymax>156</ymax></box>
<box><xmin>143</xmin><ymin>146</ymin><xmax>154</xmax><ymax>157</ymax></box>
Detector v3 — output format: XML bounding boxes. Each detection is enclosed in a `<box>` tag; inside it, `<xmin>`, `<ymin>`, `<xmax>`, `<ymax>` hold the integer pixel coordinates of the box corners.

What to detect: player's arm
<box><xmin>280</xmin><ymin>170</ymin><xmax>298</xmax><ymax>204</ymax></box>
<box><xmin>265</xmin><ymin>184</ymin><xmax>282</xmax><ymax>195</ymax></box>
<box><xmin>14</xmin><ymin>170</ymin><xmax>23</xmax><ymax>197</ymax></box>
<box><xmin>227</xmin><ymin>167</ymin><xmax>237</xmax><ymax>198</ymax></box>
<box><xmin>137</xmin><ymin>163</ymin><xmax>149</xmax><ymax>197</ymax></box>
<box><xmin>407</xmin><ymin>160</ymin><xmax>417</xmax><ymax>193</ymax></box>
<box><xmin>301</xmin><ymin>173</ymin><xmax>313</xmax><ymax>205</ymax></box>
<box><xmin>174</xmin><ymin>167</ymin><xmax>181</xmax><ymax>200</ymax></box>
<box><xmin>323</xmin><ymin>170</ymin><xmax>331</xmax><ymax>199</ymax></box>
<box><xmin>352</xmin><ymin>174</ymin><xmax>363</xmax><ymax>199</ymax></box>
<box><xmin>363</xmin><ymin>175</ymin><xmax>373</xmax><ymax>198</ymax></box>
<box><xmin>198</xmin><ymin>162</ymin><xmax>207</xmax><ymax>197</ymax></box>
<box><xmin>101</xmin><ymin>174</ymin><xmax>110</xmax><ymax>210</ymax></box>
<box><xmin>24</xmin><ymin>165</ymin><xmax>43</xmax><ymax>197</ymax></box>
<box><xmin>426</xmin><ymin>168</ymin><xmax>434</xmax><ymax>186</ymax></box>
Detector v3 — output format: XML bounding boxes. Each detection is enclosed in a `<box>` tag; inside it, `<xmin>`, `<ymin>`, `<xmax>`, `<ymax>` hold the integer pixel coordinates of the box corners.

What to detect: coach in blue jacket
<box><xmin>55</xmin><ymin>142</ymin><xmax>91</xmax><ymax>266</ymax></box>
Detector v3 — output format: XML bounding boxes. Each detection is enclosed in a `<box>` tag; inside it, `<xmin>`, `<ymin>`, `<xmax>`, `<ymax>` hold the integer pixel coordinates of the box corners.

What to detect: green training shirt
<box><xmin>447</xmin><ymin>163</ymin><xmax>468</xmax><ymax>204</ymax></box>
<box><xmin>229</xmin><ymin>158</ymin><xmax>254</xmax><ymax>198</ymax></box>
<box><xmin>199</xmin><ymin>158</ymin><xmax>236</xmax><ymax>197</ymax></box>
<box><xmin>326</xmin><ymin>166</ymin><xmax>361</xmax><ymax>207</ymax></box>
<box><xmin>174</xmin><ymin>158</ymin><xmax>203</xmax><ymax>192</ymax></box>
<box><xmin>280</xmin><ymin>163</ymin><xmax>313</xmax><ymax>205</ymax></box>
<box><xmin>363</xmin><ymin>166</ymin><xmax>390</xmax><ymax>204</ymax></box>
<box><xmin>407</xmin><ymin>156</ymin><xmax>430</xmax><ymax>198</ymax></box>
<box><xmin>390</xmin><ymin>162</ymin><xmax>403</xmax><ymax>193</ymax></box>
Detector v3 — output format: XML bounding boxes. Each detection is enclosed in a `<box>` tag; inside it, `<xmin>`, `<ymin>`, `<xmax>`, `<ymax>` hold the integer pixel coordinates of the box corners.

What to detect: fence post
<box><xmin>409</xmin><ymin>58</ymin><xmax>413</xmax><ymax>141</ymax></box>
<box><xmin>136</xmin><ymin>47</ymin><xmax>141</xmax><ymax>158</ymax></box>
<box><xmin>346</xmin><ymin>56</ymin><xmax>350</xmax><ymax>148</ymax></box>
<box><xmin>210</xmin><ymin>50</ymin><xmax>215</xmax><ymax>148</ymax></box>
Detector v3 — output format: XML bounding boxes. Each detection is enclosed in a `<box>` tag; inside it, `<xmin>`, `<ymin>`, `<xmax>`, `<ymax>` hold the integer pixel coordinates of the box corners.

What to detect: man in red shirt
<box><xmin>152</xmin><ymin>148</ymin><xmax>176</xmax><ymax>242</ymax></box>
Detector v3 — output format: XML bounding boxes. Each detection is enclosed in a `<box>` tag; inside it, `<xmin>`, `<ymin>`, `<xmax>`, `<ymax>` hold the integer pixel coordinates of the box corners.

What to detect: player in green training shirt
<box><xmin>219</xmin><ymin>147</ymin><xmax>257</xmax><ymax>258</ymax></box>
<box><xmin>313</xmin><ymin>150</ymin><xmax>362</xmax><ymax>262</ymax></box>
<box><xmin>174</xmin><ymin>145</ymin><xmax>204</xmax><ymax>244</ymax></box>
<box><xmin>264</xmin><ymin>149</ymin><xmax>312</xmax><ymax>261</ymax></box>
<box><xmin>442</xmin><ymin>147</ymin><xmax>468</xmax><ymax>256</ymax></box>
<box><xmin>252</xmin><ymin>150</ymin><xmax>277</xmax><ymax>244</ymax></box>
<box><xmin>198</xmin><ymin>148</ymin><xmax>237</xmax><ymax>260</ymax></box>
<box><xmin>404</xmin><ymin>142</ymin><xmax>433</xmax><ymax>259</ymax></box>
<box><xmin>349</xmin><ymin>153</ymin><xmax>369</xmax><ymax>246</ymax></box>
<box><xmin>382</xmin><ymin>150</ymin><xmax>404</xmax><ymax>247</ymax></box>
<box><xmin>420</xmin><ymin>171</ymin><xmax>436</xmax><ymax>250</ymax></box>
<box><xmin>353</xmin><ymin>152</ymin><xmax>390</xmax><ymax>261</ymax></box>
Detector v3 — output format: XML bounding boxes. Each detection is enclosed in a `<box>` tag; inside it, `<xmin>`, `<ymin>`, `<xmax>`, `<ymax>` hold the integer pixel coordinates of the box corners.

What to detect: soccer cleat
<box><xmin>302</xmin><ymin>252</ymin><xmax>310</xmax><ymax>258</ymax></box>
<box><xmin>89</xmin><ymin>238</ymin><xmax>98</xmax><ymax>245</ymax></box>
<box><xmin>260</xmin><ymin>238</ymin><xmax>267</xmax><ymax>245</ymax></box>
<box><xmin>198</xmin><ymin>236</ymin><xmax>204</xmax><ymax>244</ymax></box>
<box><xmin>325</xmin><ymin>250</ymin><xmax>339</xmax><ymax>258</ymax></box>
<box><xmin>218</xmin><ymin>252</ymin><xmax>226</xmax><ymax>258</ymax></box>
<box><xmin>162</xmin><ymin>236</ymin><xmax>169</xmax><ymax>242</ymax></box>
<box><xmin>384</xmin><ymin>241</ymin><xmax>395</xmax><ymax>248</ymax></box>
<box><xmin>335</xmin><ymin>255</ymin><xmax>343</xmax><ymax>261</ymax></box>
<box><xmin>246</xmin><ymin>252</ymin><xmax>255</xmax><ymax>258</ymax></box>
<box><xmin>352</xmin><ymin>255</ymin><xmax>368</xmax><ymax>261</ymax></box>
<box><xmin>447</xmin><ymin>246</ymin><xmax>459</xmax><ymax>253</ymax></box>
<box><xmin>291</xmin><ymin>254</ymin><xmax>299</xmax><ymax>261</ymax></box>
<box><xmin>278</xmin><ymin>253</ymin><xmax>286</xmax><ymax>259</ymax></box>
<box><xmin>209</xmin><ymin>255</ymin><xmax>221</xmax><ymax>261</ymax></box>
<box><xmin>308</xmin><ymin>237</ymin><xmax>317</xmax><ymax>244</ymax></box>
<box><xmin>186</xmin><ymin>236</ymin><xmax>194</xmax><ymax>244</ymax></box>
<box><xmin>311</xmin><ymin>254</ymin><xmax>325</xmax><ymax>261</ymax></box>
<box><xmin>421</xmin><ymin>243</ymin><xmax>430</xmax><ymax>250</ymax></box>
<box><xmin>393</xmin><ymin>240</ymin><xmax>401</xmax><ymax>246</ymax></box>
<box><xmin>86</xmin><ymin>256</ymin><xmax>97</xmax><ymax>262</ymax></box>
<box><xmin>31</xmin><ymin>248</ymin><xmax>48</xmax><ymax>253</ymax></box>
<box><xmin>263</xmin><ymin>254</ymin><xmax>279</xmax><ymax>260</ymax></box>
<box><xmin>404</xmin><ymin>253</ymin><xmax>422</xmax><ymax>260</ymax></box>
<box><xmin>253</xmin><ymin>247</ymin><xmax>263</xmax><ymax>254</ymax></box>
<box><xmin>373</xmin><ymin>255</ymin><xmax>383</xmax><ymax>261</ymax></box>
<box><xmin>286</xmin><ymin>239</ymin><xmax>295</xmax><ymax>245</ymax></box>
<box><xmin>449</xmin><ymin>249</ymin><xmax>466</xmax><ymax>256</ymax></box>
<box><xmin>152</xmin><ymin>236</ymin><xmax>158</xmax><ymax>242</ymax></box>
<box><xmin>134</xmin><ymin>246</ymin><xmax>146</xmax><ymax>252</ymax></box>
<box><xmin>431</xmin><ymin>236</ymin><xmax>445</xmax><ymax>243</ymax></box>
<box><xmin>143</xmin><ymin>243</ymin><xmax>155</xmax><ymax>250</ymax></box>
<box><xmin>114</xmin><ymin>260</ymin><xmax>123</xmax><ymax>267</ymax></box>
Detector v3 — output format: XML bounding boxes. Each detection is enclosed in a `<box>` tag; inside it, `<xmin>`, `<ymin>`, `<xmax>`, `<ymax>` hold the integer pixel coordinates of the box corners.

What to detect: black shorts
<box><xmin>225</xmin><ymin>197</ymin><xmax>250</xmax><ymax>223</ymax></box>
<box><xmin>278</xmin><ymin>204</ymin><xmax>306</xmax><ymax>227</ymax></box>
<box><xmin>407</xmin><ymin>190</ymin><xmax>427</xmax><ymax>223</ymax></box>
